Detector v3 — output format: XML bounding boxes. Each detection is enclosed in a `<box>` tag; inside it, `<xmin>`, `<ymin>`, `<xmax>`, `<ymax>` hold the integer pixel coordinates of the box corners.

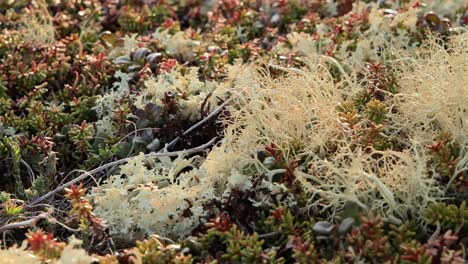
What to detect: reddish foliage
<box><xmin>209</xmin><ymin>212</ymin><xmax>232</xmax><ymax>232</ymax></box>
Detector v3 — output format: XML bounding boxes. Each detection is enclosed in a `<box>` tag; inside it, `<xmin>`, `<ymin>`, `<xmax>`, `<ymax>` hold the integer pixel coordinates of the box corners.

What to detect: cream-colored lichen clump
<box><xmin>57</xmin><ymin>236</ymin><xmax>96</xmax><ymax>264</ymax></box>
<box><xmin>210</xmin><ymin>31</ymin><xmax>466</xmax><ymax>220</ymax></box>
<box><xmin>89</xmin><ymin>30</ymin><xmax>467</xmax><ymax>240</ymax></box>
<box><xmin>88</xmin><ymin>153</ymin><xmax>213</xmax><ymax>240</ymax></box>
<box><xmin>297</xmin><ymin>143</ymin><xmax>442</xmax><ymax>224</ymax></box>
<box><xmin>206</xmin><ymin>56</ymin><xmax>443</xmax><ymax>223</ymax></box>
<box><xmin>390</xmin><ymin>31</ymin><xmax>468</xmax><ymax>145</ymax></box>
<box><xmin>0</xmin><ymin>243</ymin><xmax>40</xmax><ymax>264</ymax></box>
<box><xmin>0</xmin><ymin>237</ymin><xmax>94</xmax><ymax>264</ymax></box>
<box><xmin>20</xmin><ymin>0</ymin><xmax>55</xmax><ymax>47</ymax></box>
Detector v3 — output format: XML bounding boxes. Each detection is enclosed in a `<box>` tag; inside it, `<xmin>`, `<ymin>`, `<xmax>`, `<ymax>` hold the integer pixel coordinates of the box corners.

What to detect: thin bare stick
<box><xmin>163</xmin><ymin>98</ymin><xmax>230</xmax><ymax>151</ymax></box>
<box><xmin>258</xmin><ymin>231</ymin><xmax>279</xmax><ymax>239</ymax></box>
<box><xmin>117</xmin><ymin>126</ymin><xmax>160</xmax><ymax>144</ymax></box>
<box><xmin>444</xmin><ymin>150</ymin><xmax>468</xmax><ymax>193</ymax></box>
<box><xmin>30</xmin><ymin>138</ymin><xmax>217</xmax><ymax>206</ymax></box>
<box><xmin>0</xmin><ymin>211</ymin><xmax>51</xmax><ymax>233</ymax></box>
<box><xmin>21</xmin><ymin>159</ymin><xmax>36</xmax><ymax>182</ymax></box>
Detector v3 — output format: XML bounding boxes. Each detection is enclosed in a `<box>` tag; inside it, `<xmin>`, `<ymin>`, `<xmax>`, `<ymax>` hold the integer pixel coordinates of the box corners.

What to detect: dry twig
<box><xmin>164</xmin><ymin>98</ymin><xmax>230</xmax><ymax>151</ymax></box>
<box><xmin>0</xmin><ymin>209</ymin><xmax>53</xmax><ymax>233</ymax></box>
<box><xmin>30</xmin><ymin>138</ymin><xmax>217</xmax><ymax>206</ymax></box>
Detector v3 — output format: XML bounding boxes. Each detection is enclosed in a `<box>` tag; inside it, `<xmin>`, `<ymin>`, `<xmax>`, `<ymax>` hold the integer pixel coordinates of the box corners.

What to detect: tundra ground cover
<box><xmin>0</xmin><ymin>0</ymin><xmax>467</xmax><ymax>263</ymax></box>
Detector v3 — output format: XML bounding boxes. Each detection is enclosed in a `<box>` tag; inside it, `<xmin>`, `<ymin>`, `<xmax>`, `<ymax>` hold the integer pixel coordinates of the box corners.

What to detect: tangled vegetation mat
<box><xmin>0</xmin><ymin>0</ymin><xmax>467</xmax><ymax>263</ymax></box>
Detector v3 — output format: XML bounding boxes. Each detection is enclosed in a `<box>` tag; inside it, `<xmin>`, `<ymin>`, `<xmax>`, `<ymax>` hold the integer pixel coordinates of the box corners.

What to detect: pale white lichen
<box><xmin>135</xmin><ymin>67</ymin><xmax>218</xmax><ymax>122</ymax></box>
<box><xmin>88</xmin><ymin>153</ymin><xmax>214</xmax><ymax>240</ymax></box>
<box><xmin>272</xmin><ymin>5</ymin><xmax>425</xmax><ymax>70</ymax></box>
<box><xmin>108</xmin><ymin>33</ymin><xmax>138</xmax><ymax>59</ymax></box>
<box><xmin>153</xmin><ymin>29</ymin><xmax>200</xmax><ymax>61</ymax></box>
<box><xmin>298</xmin><ymin>144</ymin><xmax>442</xmax><ymax>223</ymax></box>
<box><xmin>389</xmin><ymin>31</ymin><xmax>468</xmax><ymax>145</ymax></box>
<box><xmin>88</xmin><ymin>18</ymin><xmax>466</xmax><ymax>241</ymax></box>
<box><xmin>21</xmin><ymin>0</ymin><xmax>55</xmax><ymax>47</ymax></box>
<box><xmin>0</xmin><ymin>237</ymin><xmax>93</xmax><ymax>264</ymax></box>
<box><xmin>57</xmin><ymin>237</ymin><xmax>95</xmax><ymax>264</ymax></box>
<box><xmin>0</xmin><ymin>243</ymin><xmax>40</xmax><ymax>264</ymax></box>
<box><xmin>88</xmin><ymin>63</ymin><xmax>256</xmax><ymax>240</ymax></box>
<box><xmin>205</xmin><ymin>58</ymin><xmax>443</xmax><ymax>223</ymax></box>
